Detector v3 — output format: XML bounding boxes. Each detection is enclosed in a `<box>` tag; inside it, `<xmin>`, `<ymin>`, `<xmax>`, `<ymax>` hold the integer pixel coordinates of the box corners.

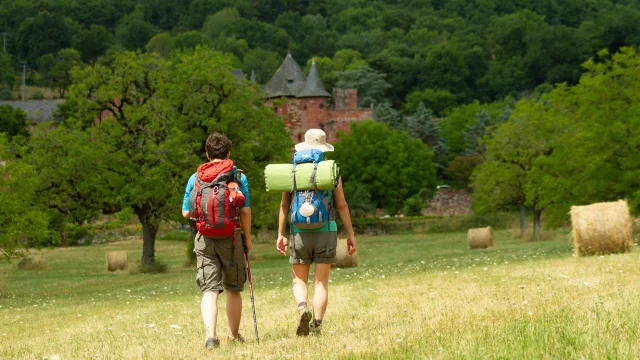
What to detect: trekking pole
<box><xmin>242</xmin><ymin>233</ymin><xmax>260</xmax><ymax>344</ymax></box>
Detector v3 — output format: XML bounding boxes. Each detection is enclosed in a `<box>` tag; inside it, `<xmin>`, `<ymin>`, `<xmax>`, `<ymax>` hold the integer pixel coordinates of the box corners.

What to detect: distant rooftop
<box><xmin>0</xmin><ymin>99</ymin><xmax>65</xmax><ymax>123</ymax></box>
<box><xmin>297</xmin><ymin>60</ymin><xmax>331</xmax><ymax>98</ymax></box>
<box><xmin>263</xmin><ymin>52</ymin><xmax>308</xmax><ymax>98</ymax></box>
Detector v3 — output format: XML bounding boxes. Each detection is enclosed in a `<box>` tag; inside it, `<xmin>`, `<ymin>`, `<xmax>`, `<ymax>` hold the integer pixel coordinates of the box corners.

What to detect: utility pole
<box><xmin>22</xmin><ymin>62</ymin><xmax>26</xmax><ymax>101</ymax></box>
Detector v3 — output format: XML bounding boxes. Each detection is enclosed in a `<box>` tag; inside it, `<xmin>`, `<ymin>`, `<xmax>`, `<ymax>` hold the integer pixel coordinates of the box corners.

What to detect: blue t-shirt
<box><xmin>182</xmin><ymin>169</ymin><xmax>250</xmax><ymax>211</ymax></box>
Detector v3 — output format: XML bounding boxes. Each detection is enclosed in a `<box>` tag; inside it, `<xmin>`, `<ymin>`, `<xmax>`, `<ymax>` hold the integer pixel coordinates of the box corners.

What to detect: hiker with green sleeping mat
<box><xmin>275</xmin><ymin>129</ymin><xmax>357</xmax><ymax>336</ymax></box>
<box><xmin>181</xmin><ymin>132</ymin><xmax>252</xmax><ymax>350</ymax></box>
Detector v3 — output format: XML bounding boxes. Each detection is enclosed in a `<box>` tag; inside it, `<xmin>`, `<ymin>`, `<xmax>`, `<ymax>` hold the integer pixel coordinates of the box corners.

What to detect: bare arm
<box><xmin>182</xmin><ymin>210</ymin><xmax>191</xmax><ymax>219</ymax></box>
<box><xmin>239</xmin><ymin>207</ymin><xmax>252</xmax><ymax>252</ymax></box>
<box><xmin>276</xmin><ymin>192</ymin><xmax>291</xmax><ymax>255</ymax></box>
<box><xmin>333</xmin><ymin>177</ymin><xmax>357</xmax><ymax>254</ymax></box>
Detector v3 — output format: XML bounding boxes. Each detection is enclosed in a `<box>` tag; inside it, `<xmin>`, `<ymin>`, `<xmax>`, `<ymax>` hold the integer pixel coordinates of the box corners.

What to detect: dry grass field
<box><xmin>1</xmin><ymin>229</ymin><xmax>639</xmax><ymax>359</ymax></box>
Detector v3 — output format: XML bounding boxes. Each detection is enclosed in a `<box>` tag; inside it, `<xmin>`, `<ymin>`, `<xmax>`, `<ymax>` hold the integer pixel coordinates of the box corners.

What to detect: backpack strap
<box><xmin>290</xmin><ymin>162</ymin><xmax>298</xmax><ymax>259</ymax></box>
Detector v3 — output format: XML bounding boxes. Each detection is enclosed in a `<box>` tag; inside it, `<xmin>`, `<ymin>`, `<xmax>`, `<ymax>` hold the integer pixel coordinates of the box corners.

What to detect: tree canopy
<box><xmin>334</xmin><ymin>120</ymin><xmax>437</xmax><ymax>214</ymax></box>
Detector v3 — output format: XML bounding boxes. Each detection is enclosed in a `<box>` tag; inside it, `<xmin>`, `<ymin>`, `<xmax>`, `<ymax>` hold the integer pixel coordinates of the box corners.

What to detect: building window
<box><xmin>303</xmin><ymin>105</ymin><xmax>307</xmax><ymax>110</ymax></box>
<box><xmin>273</xmin><ymin>106</ymin><xmax>278</xmax><ymax>114</ymax></box>
<box><xmin>298</xmin><ymin>134</ymin><xmax>303</xmax><ymax>142</ymax></box>
<box><xmin>319</xmin><ymin>123</ymin><xmax>325</xmax><ymax>131</ymax></box>
<box><xmin>319</xmin><ymin>103</ymin><xmax>324</xmax><ymax>109</ymax></box>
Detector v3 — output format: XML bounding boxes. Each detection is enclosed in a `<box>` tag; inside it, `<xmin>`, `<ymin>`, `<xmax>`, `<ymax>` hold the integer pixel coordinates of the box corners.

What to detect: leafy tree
<box><xmin>211</xmin><ymin>36</ymin><xmax>248</xmax><ymax>64</ymax></box>
<box><xmin>0</xmin><ymin>105</ymin><xmax>30</xmax><ymax>139</ymax></box>
<box><xmin>336</xmin><ymin>66</ymin><xmax>391</xmax><ymax>108</ymax></box>
<box><xmin>407</xmin><ymin>102</ymin><xmax>448</xmax><ymax>172</ymax></box>
<box><xmin>306</xmin><ymin>49</ymin><xmax>367</xmax><ymax>91</ymax></box>
<box><xmin>65</xmin><ymin>48</ymin><xmax>290</xmax><ymax>265</ymax></box>
<box><xmin>374</xmin><ymin>102</ymin><xmax>404</xmax><ymax>130</ymax></box>
<box><xmin>15</xmin><ymin>11</ymin><xmax>79</xmax><ymax>64</ymax></box>
<box><xmin>202</xmin><ymin>8</ymin><xmax>241</xmax><ymax>40</ymax></box>
<box><xmin>242</xmin><ymin>48</ymin><xmax>280</xmax><ymax>84</ymax></box>
<box><xmin>334</xmin><ymin>120</ymin><xmax>436</xmax><ymax>214</ymax></box>
<box><xmin>0</xmin><ymin>53</ymin><xmax>17</xmax><ymax>90</ymax></box>
<box><xmin>0</xmin><ymin>134</ymin><xmax>60</xmax><ymax>261</ymax></box>
<box><xmin>526</xmin><ymin>48</ymin><xmax>640</xmax><ymax>225</ymax></box>
<box><xmin>174</xmin><ymin>31</ymin><xmax>211</xmax><ymax>50</ymax></box>
<box><xmin>472</xmin><ymin>99</ymin><xmax>552</xmax><ymax>239</ymax></box>
<box><xmin>37</xmin><ymin>48</ymin><xmax>82</xmax><ymax>98</ymax></box>
<box><xmin>145</xmin><ymin>33</ymin><xmax>175</xmax><ymax>58</ymax></box>
<box><xmin>25</xmin><ymin>125</ymin><xmax>113</xmax><ymax>225</ymax></box>
<box><xmin>402</xmin><ymin>88</ymin><xmax>457</xmax><ymax>117</ymax></box>
<box><xmin>73</xmin><ymin>25</ymin><xmax>114</xmax><ymax>63</ymax></box>
<box><xmin>463</xmin><ymin>110</ymin><xmax>492</xmax><ymax>156</ymax></box>
<box><xmin>439</xmin><ymin>100</ymin><xmax>508</xmax><ymax>159</ymax></box>
<box><xmin>116</xmin><ymin>10</ymin><xmax>158</xmax><ymax>50</ymax></box>
<box><xmin>445</xmin><ymin>155</ymin><xmax>483</xmax><ymax>189</ymax></box>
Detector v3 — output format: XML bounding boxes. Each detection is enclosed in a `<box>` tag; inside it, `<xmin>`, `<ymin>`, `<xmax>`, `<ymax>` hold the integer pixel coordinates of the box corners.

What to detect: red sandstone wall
<box><xmin>344</xmin><ymin>89</ymin><xmax>358</xmax><ymax>109</ymax></box>
<box><xmin>265</xmin><ymin>89</ymin><xmax>373</xmax><ymax>143</ymax></box>
<box><xmin>299</xmin><ymin>97</ymin><xmax>329</xmax><ymax>132</ymax></box>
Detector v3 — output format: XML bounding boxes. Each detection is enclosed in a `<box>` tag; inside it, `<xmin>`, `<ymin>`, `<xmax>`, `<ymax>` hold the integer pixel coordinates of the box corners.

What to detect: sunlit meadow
<box><xmin>1</xmin><ymin>230</ymin><xmax>639</xmax><ymax>359</ymax></box>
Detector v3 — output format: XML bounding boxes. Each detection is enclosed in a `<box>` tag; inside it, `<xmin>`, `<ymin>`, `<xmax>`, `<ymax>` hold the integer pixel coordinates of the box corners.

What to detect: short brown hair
<box><xmin>205</xmin><ymin>133</ymin><xmax>232</xmax><ymax>160</ymax></box>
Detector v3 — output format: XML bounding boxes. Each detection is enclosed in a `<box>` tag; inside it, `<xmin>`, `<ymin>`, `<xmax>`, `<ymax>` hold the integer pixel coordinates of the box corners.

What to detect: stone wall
<box><xmin>423</xmin><ymin>188</ymin><xmax>472</xmax><ymax>216</ymax></box>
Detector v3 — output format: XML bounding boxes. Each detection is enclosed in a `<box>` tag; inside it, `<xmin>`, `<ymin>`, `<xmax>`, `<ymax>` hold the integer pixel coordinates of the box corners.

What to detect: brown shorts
<box><xmin>289</xmin><ymin>230</ymin><xmax>338</xmax><ymax>265</ymax></box>
<box><xmin>194</xmin><ymin>230</ymin><xmax>246</xmax><ymax>293</ymax></box>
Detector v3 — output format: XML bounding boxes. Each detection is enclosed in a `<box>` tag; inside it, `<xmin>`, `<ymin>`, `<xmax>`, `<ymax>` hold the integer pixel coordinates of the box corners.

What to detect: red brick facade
<box><xmin>264</xmin><ymin>89</ymin><xmax>373</xmax><ymax>143</ymax></box>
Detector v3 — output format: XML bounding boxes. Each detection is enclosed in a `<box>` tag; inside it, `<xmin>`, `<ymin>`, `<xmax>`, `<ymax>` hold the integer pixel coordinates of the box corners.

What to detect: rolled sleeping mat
<box><xmin>265</xmin><ymin>160</ymin><xmax>339</xmax><ymax>191</ymax></box>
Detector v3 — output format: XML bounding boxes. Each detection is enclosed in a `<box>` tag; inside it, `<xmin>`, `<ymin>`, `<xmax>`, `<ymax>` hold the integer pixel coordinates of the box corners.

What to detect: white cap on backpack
<box><xmin>294</xmin><ymin>129</ymin><xmax>334</xmax><ymax>152</ymax></box>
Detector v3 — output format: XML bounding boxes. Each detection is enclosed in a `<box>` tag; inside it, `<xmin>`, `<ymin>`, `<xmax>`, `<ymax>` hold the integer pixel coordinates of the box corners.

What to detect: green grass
<box><xmin>1</xmin><ymin>230</ymin><xmax>639</xmax><ymax>359</ymax></box>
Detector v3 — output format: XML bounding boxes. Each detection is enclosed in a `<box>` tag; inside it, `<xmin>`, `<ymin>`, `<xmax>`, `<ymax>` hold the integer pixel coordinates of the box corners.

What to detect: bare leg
<box><xmin>226</xmin><ymin>291</ymin><xmax>243</xmax><ymax>337</ymax></box>
<box><xmin>292</xmin><ymin>264</ymin><xmax>311</xmax><ymax>307</ymax></box>
<box><xmin>292</xmin><ymin>264</ymin><xmax>313</xmax><ymax>335</ymax></box>
<box><xmin>201</xmin><ymin>290</ymin><xmax>219</xmax><ymax>339</ymax></box>
<box><xmin>313</xmin><ymin>263</ymin><xmax>331</xmax><ymax>320</ymax></box>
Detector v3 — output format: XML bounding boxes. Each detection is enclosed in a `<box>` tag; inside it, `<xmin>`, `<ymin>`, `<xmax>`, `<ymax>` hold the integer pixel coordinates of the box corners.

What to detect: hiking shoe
<box><xmin>205</xmin><ymin>337</ymin><xmax>220</xmax><ymax>349</ymax></box>
<box><xmin>310</xmin><ymin>322</ymin><xmax>322</xmax><ymax>335</ymax></box>
<box><xmin>296</xmin><ymin>309</ymin><xmax>313</xmax><ymax>336</ymax></box>
<box><xmin>226</xmin><ymin>333</ymin><xmax>245</xmax><ymax>344</ymax></box>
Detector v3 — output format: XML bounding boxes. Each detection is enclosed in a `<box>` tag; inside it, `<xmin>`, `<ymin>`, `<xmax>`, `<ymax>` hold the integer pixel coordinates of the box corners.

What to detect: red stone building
<box><xmin>262</xmin><ymin>53</ymin><xmax>373</xmax><ymax>143</ymax></box>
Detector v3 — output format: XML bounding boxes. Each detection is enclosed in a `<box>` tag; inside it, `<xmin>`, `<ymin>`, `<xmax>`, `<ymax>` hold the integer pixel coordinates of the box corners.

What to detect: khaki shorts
<box><xmin>194</xmin><ymin>231</ymin><xmax>246</xmax><ymax>293</ymax></box>
<box><xmin>289</xmin><ymin>230</ymin><xmax>337</xmax><ymax>265</ymax></box>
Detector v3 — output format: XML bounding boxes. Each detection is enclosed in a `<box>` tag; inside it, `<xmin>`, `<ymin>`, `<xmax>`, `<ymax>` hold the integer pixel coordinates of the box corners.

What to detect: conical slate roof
<box><xmin>264</xmin><ymin>52</ymin><xmax>306</xmax><ymax>98</ymax></box>
<box><xmin>297</xmin><ymin>60</ymin><xmax>331</xmax><ymax>98</ymax></box>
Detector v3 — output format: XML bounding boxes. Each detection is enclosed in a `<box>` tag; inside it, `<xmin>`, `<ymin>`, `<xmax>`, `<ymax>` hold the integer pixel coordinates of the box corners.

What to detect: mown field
<box><xmin>1</xmin><ymin>229</ymin><xmax>639</xmax><ymax>359</ymax></box>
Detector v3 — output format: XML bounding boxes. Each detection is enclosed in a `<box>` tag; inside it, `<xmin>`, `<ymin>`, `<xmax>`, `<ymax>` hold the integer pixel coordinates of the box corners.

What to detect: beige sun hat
<box><xmin>294</xmin><ymin>128</ymin><xmax>334</xmax><ymax>152</ymax></box>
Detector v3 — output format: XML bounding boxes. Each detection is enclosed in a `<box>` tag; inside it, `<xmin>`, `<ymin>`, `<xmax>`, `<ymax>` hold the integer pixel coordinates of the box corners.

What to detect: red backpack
<box><xmin>188</xmin><ymin>160</ymin><xmax>243</xmax><ymax>237</ymax></box>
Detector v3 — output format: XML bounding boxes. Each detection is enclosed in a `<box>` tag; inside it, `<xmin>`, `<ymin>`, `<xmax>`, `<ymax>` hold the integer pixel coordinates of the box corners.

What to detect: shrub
<box><xmin>62</xmin><ymin>224</ymin><xmax>92</xmax><ymax>246</ymax></box>
<box><xmin>0</xmin><ymin>88</ymin><xmax>12</xmax><ymax>100</ymax></box>
<box><xmin>30</xmin><ymin>91</ymin><xmax>45</xmax><ymax>100</ymax></box>
<box><xmin>158</xmin><ymin>229</ymin><xmax>191</xmax><ymax>241</ymax></box>
<box><xmin>445</xmin><ymin>155</ymin><xmax>483</xmax><ymax>189</ymax></box>
<box><xmin>403</xmin><ymin>194</ymin><xmax>424</xmax><ymax>216</ymax></box>
<box><xmin>140</xmin><ymin>261</ymin><xmax>168</xmax><ymax>274</ymax></box>
<box><xmin>116</xmin><ymin>207</ymin><xmax>135</xmax><ymax>224</ymax></box>
<box><xmin>17</xmin><ymin>254</ymin><xmax>48</xmax><ymax>270</ymax></box>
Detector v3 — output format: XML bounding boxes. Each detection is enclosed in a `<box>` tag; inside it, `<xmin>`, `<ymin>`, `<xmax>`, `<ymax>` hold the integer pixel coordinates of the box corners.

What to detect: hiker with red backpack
<box><xmin>181</xmin><ymin>133</ymin><xmax>252</xmax><ymax>349</ymax></box>
<box><xmin>275</xmin><ymin>129</ymin><xmax>357</xmax><ymax>336</ymax></box>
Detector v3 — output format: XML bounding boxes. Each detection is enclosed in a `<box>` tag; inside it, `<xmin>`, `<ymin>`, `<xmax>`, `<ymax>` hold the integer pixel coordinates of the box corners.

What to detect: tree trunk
<box><xmin>533</xmin><ymin>207</ymin><xmax>542</xmax><ymax>241</ymax></box>
<box><xmin>134</xmin><ymin>205</ymin><xmax>159</xmax><ymax>266</ymax></box>
<box><xmin>519</xmin><ymin>205</ymin><xmax>526</xmax><ymax>239</ymax></box>
<box><xmin>142</xmin><ymin>220</ymin><xmax>158</xmax><ymax>266</ymax></box>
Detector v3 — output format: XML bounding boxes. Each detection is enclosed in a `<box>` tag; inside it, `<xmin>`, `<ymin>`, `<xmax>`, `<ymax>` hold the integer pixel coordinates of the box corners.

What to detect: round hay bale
<box><xmin>468</xmin><ymin>226</ymin><xmax>495</xmax><ymax>249</ymax></box>
<box><xmin>106</xmin><ymin>251</ymin><xmax>128</xmax><ymax>272</ymax></box>
<box><xmin>570</xmin><ymin>200</ymin><xmax>632</xmax><ymax>257</ymax></box>
<box><xmin>331</xmin><ymin>238</ymin><xmax>358</xmax><ymax>268</ymax></box>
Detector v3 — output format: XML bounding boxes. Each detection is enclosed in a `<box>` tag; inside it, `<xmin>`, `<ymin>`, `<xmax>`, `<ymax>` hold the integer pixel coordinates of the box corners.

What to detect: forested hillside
<box><xmin>1</xmin><ymin>0</ymin><xmax>640</xmax><ymax>107</ymax></box>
